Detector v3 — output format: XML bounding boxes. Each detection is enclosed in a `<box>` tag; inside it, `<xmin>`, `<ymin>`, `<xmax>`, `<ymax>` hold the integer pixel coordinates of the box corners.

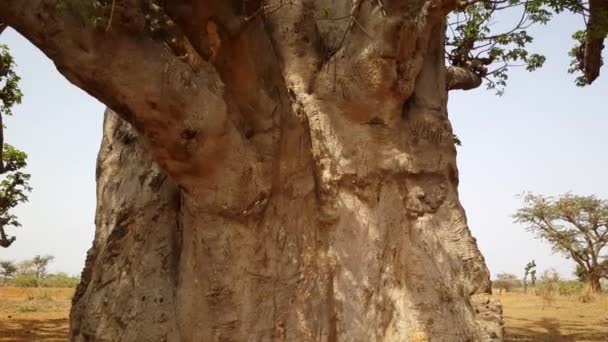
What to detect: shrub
<box><xmin>16</xmin><ymin>303</ymin><xmax>40</xmax><ymax>313</ymax></box>
<box><xmin>10</xmin><ymin>273</ymin><xmax>80</xmax><ymax>288</ymax></box>
<box><xmin>42</xmin><ymin>273</ymin><xmax>80</xmax><ymax>288</ymax></box>
<box><xmin>11</xmin><ymin>275</ymin><xmax>39</xmax><ymax>287</ymax></box>
<box><xmin>537</xmin><ymin>269</ymin><xmax>560</xmax><ymax>308</ymax></box>
<box><xmin>492</xmin><ymin>273</ymin><xmax>522</xmax><ymax>294</ymax></box>
<box><xmin>558</xmin><ymin>280</ymin><xmax>585</xmax><ymax>296</ymax></box>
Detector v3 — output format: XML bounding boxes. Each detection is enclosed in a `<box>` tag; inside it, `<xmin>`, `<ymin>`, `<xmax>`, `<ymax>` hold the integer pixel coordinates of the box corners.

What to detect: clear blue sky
<box><xmin>0</xmin><ymin>13</ymin><xmax>606</xmax><ymax>279</ymax></box>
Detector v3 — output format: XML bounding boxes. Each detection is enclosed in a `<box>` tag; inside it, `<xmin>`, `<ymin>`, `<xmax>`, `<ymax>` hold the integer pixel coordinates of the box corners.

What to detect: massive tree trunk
<box><xmin>1</xmin><ymin>0</ymin><xmax>502</xmax><ymax>340</ymax></box>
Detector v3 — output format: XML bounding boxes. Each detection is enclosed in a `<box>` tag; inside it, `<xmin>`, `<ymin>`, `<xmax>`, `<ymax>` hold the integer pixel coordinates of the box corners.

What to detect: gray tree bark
<box><xmin>1</xmin><ymin>0</ymin><xmax>503</xmax><ymax>340</ymax></box>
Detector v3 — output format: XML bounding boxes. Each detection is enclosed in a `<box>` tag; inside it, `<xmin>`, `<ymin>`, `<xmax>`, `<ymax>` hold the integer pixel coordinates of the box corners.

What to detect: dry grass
<box><xmin>2</xmin><ymin>286</ymin><xmax>608</xmax><ymax>341</ymax></box>
<box><xmin>501</xmin><ymin>291</ymin><xmax>608</xmax><ymax>341</ymax></box>
<box><xmin>0</xmin><ymin>287</ymin><xmax>73</xmax><ymax>341</ymax></box>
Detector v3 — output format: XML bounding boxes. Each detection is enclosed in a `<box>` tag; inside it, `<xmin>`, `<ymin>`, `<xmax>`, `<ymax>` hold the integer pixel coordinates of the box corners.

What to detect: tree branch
<box><xmin>0</xmin><ymin>0</ymin><xmax>255</xmax><ymax>186</ymax></box>
<box><xmin>447</xmin><ymin>65</ymin><xmax>482</xmax><ymax>90</ymax></box>
<box><xmin>583</xmin><ymin>0</ymin><xmax>608</xmax><ymax>84</ymax></box>
<box><xmin>561</xmin><ymin>214</ymin><xmax>599</xmax><ymax>264</ymax></box>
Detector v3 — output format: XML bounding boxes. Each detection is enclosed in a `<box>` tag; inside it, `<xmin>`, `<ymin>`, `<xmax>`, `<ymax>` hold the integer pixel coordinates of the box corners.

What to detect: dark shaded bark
<box><xmin>583</xmin><ymin>0</ymin><xmax>608</xmax><ymax>84</ymax></box>
<box><xmin>447</xmin><ymin>65</ymin><xmax>483</xmax><ymax>90</ymax></box>
<box><xmin>589</xmin><ymin>273</ymin><xmax>602</xmax><ymax>293</ymax></box>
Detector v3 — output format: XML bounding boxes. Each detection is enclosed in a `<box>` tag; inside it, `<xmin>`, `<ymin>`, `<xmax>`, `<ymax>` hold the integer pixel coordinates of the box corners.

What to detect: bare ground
<box><xmin>0</xmin><ymin>287</ymin><xmax>72</xmax><ymax>341</ymax></box>
<box><xmin>1</xmin><ymin>287</ymin><xmax>607</xmax><ymax>341</ymax></box>
<box><xmin>501</xmin><ymin>292</ymin><xmax>608</xmax><ymax>341</ymax></box>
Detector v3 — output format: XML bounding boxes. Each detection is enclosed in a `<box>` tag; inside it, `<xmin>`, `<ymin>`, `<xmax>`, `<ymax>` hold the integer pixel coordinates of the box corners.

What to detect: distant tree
<box><xmin>0</xmin><ymin>260</ymin><xmax>17</xmax><ymax>284</ymax></box>
<box><xmin>0</xmin><ymin>43</ymin><xmax>31</xmax><ymax>248</ymax></box>
<box><xmin>515</xmin><ymin>193</ymin><xmax>608</xmax><ymax>293</ymax></box>
<box><xmin>16</xmin><ymin>259</ymin><xmax>35</xmax><ymax>276</ymax></box>
<box><xmin>31</xmin><ymin>254</ymin><xmax>55</xmax><ymax>280</ymax></box>
<box><xmin>523</xmin><ymin>260</ymin><xmax>537</xmax><ymax>293</ymax></box>
<box><xmin>537</xmin><ymin>268</ymin><xmax>560</xmax><ymax>307</ymax></box>
<box><xmin>43</xmin><ymin>272</ymin><xmax>80</xmax><ymax>288</ymax></box>
<box><xmin>492</xmin><ymin>273</ymin><xmax>522</xmax><ymax>295</ymax></box>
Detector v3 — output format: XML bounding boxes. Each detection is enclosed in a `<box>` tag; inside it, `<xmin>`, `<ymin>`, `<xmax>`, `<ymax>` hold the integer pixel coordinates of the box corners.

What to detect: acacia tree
<box><xmin>0</xmin><ymin>0</ymin><xmax>606</xmax><ymax>340</ymax></box>
<box><xmin>0</xmin><ymin>260</ymin><xmax>17</xmax><ymax>284</ymax></box>
<box><xmin>515</xmin><ymin>193</ymin><xmax>608</xmax><ymax>293</ymax></box>
<box><xmin>32</xmin><ymin>254</ymin><xmax>55</xmax><ymax>280</ymax></box>
<box><xmin>492</xmin><ymin>273</ymin><xmax>521</xmax><ymax>294</ymax></box>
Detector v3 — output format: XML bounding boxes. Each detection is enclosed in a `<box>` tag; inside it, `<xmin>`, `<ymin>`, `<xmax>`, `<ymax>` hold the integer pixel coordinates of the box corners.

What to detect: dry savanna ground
<box><xmin>502</xmin><ymin>291</ymin><xmax>608</xmax><ymax>341</ymax></box>
<box><xmin>1</xmin><ymin>287</ymin><xmax>607</xmax><ymax>341</ymax></box>
<box><xmin>0</xmin><ymin>287</ymin><xmax>72</xmax><ymax>341</ymax></box>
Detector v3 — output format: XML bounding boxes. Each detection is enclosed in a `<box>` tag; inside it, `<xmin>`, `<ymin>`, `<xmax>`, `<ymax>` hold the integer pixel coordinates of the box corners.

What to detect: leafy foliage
<box><xmin>447</xmin><ymin>0</ymin><xmax>603</xmax><ymax>94</ymax></box>
<box><xmin>2</xmin><ymin>255</ymin><xmax>78</xmax><ymax>287</ymax></box>
<box><xmin>0</xmin><ymin>259</ymin><xmax>17</xmax><ymax>283</ymax></box>
<box><xmin>32</xmin><ymin>255</ymin><xmax>55</xmax><ymax>280</ymax></box>
<box><xmin>523</xmin><ymin>260</ymin><xmax>537</xmax><ymax>291</ymax></box>
<box><xmin>0</xmin><ymin>45</ymin><xmax>22</xmax><ymax>116</ymax></box>
<box><xmin>11</xmin><ymin>274</ymin><xmax>40</xmax><ymax>287</ymax></box>
<box><xmin>514</xmin><ymin>193</ymin><xmax>608</xmax><ymax>292</ymax></box>
<box><xmin>42</xmin><ymin>272</ymin><xmax>80</xmax><ymax>288</ymax></box>
<box><xmin>558</xmin><ymin>279</ymin><xmax>585</xmax><ymax>295</ymax></box>
<box><xmin>0</xmin><ymin>144</ymin><xmax>31</xmax><ymax>247</ymax></box>
<box><xmin>0</xmin><ymin>44</ymin><xmax>31</xmax><ymax>248</ymax></box>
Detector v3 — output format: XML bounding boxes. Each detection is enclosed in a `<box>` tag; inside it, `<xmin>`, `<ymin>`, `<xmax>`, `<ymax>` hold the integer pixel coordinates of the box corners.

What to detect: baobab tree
<box><xmin>0</xmin><ymin>0</ymin><xmax>606</xmax><ymax>341</ymax></box>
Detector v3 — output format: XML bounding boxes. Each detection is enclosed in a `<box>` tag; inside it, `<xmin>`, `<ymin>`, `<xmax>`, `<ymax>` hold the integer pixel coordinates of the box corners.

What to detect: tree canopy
<box><xmin>0</xmin><ymin>42</ymin><xmax>30</xmax><ymax>248</ymax></box>
<box><xmin>32</xmin><ymin>254</ymin><xmax>55</xmax><ymax>280</ymax></box>
<box><xmin>0</xmin><ymin>259</ymin><xmax>17</xmax><ymax>283</ymax></box>
<box><xmin>447</xmin><ymin>0</ymin><xmax>608</xmax><ymax>93</ymax></box>
<box><xmin>493</xmin><ymin>272</ymin><xmax>522</xmax><ymax>294</ymax></box>
<box><xmin>514</xmin><ymin>193</ymin><xmax>608</xmax><ymax>292</ymax></box>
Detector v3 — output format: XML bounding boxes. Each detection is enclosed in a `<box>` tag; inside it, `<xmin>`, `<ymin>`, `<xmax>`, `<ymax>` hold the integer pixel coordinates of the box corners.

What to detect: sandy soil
<box><xmin>1</xmin><ymin>287</ymin><xmax>607</xmax><ymax>341</ymax></box>
<box><xmin>0</xmin><ymin>287</ymin><xmax>72</xmax><ymax>341</ymax></box>
<box><xmin>501</xmin><ymin>292</ymin><xmax>608</xmax><ymax>341</ymax></box>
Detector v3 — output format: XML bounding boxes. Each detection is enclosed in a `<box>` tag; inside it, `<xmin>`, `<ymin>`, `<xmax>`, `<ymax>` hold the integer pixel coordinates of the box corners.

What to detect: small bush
<box><xmin>16</xmin><ymin>303</ymin><xmax>40</xmax><ymax>313</ymax></box>
<box><xmin>9</xmin><ymin>273</ymin><xmax>80</xmax><ymax>288</ymax></box>
<box><xmin>558</xmin><ymin>280</ymin><xmax>585</xmax><ymax>296</ymax></box>
<box><xmin>11</xmin><ymin>275</ymin><xmax>39</xmax><ymax>287</ymax></box>
<box><xmin>43</xmin><ymin>273</ymin><xmax>80</xmax><ymax>288</ymax></box>
<box><xmin>537</xmin><ymin>269</ymin><xmax>559</xmax><ymax>308</ymax></box>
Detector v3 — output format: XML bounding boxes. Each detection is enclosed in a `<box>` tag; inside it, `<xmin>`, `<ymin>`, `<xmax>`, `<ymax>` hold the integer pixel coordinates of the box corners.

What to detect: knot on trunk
<box><xmin>446</xmin><ymin>66</ymin><xmax>482</xmax><ymax>91</ymax></box>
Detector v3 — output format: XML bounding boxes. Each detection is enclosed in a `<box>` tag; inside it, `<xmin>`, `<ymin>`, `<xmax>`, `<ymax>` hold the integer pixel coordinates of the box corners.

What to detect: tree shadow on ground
<box><xmin>0</xmin><ymin>317</ymin><xmax>68</xmax><ymax>341</ymax></box>
<box><xmin>505</xmin><ymin>317</ymin><xmax>608</xmax><ymax>342</ymax></box>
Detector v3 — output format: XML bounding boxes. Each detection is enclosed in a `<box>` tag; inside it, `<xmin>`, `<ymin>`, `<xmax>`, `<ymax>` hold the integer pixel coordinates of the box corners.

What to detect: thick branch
<box><xmin>447</xmin><ymin>65</ymin><xmax>482</xmax><ymax>90</ymax></box>
<box><xmin>583</xmin><ymin>0</ymin><xmax>608</xmax><ymax>84</ymax></box>
<box><xmin>0</xmin><ymin>225</ymin><xmax>15</xmax><ymax>248</ymax></box>
<box><xmin>562</xmin><ymin>215</ymin><xmax>600</xmax><ymax>264</ymax></box>
<box><xmin>0</xmin><ymin>0</ymin><xmax>253</xmax><ymax>186</ymax></box>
